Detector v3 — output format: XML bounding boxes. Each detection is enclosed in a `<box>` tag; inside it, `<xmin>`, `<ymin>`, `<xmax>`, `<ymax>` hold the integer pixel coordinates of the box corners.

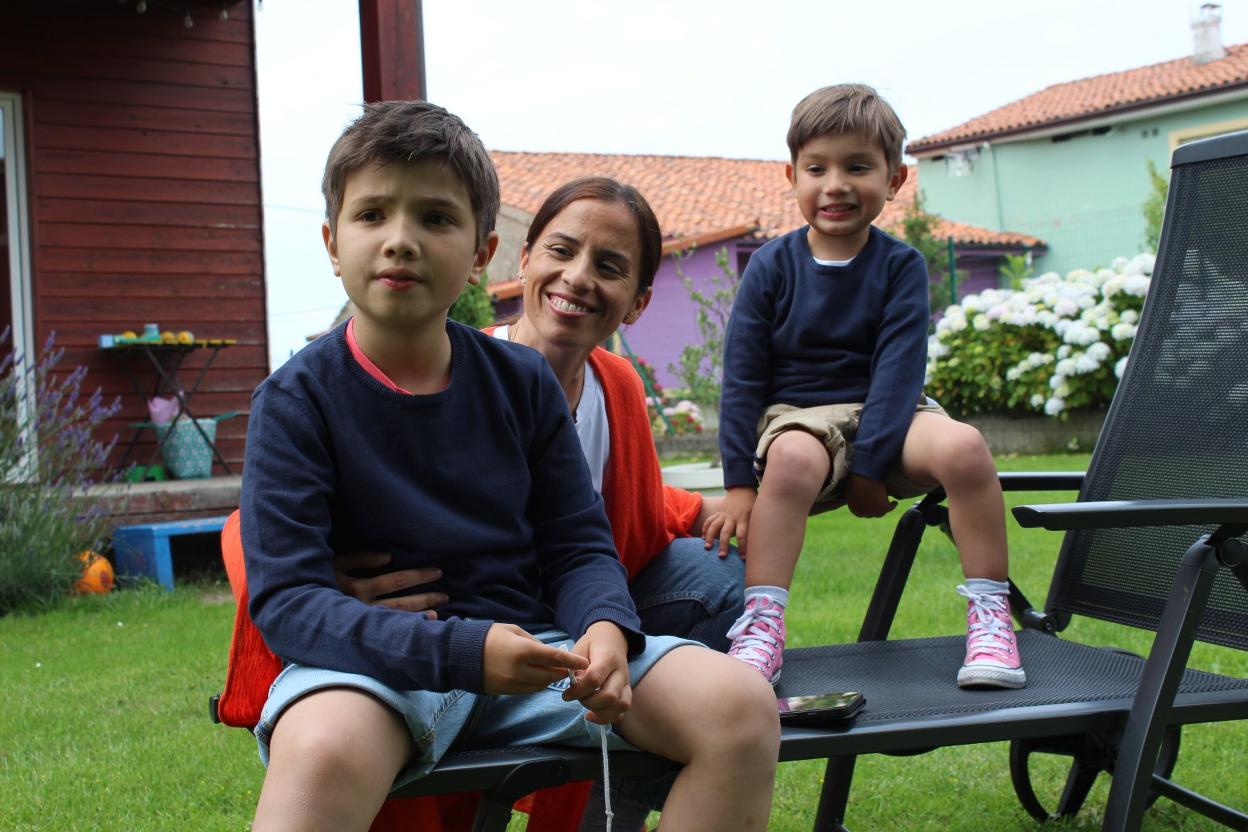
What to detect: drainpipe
<box><xmin>986</xmin><ymin>141</ymin><xmax>1006</xmax><ymax>230</ymax></box>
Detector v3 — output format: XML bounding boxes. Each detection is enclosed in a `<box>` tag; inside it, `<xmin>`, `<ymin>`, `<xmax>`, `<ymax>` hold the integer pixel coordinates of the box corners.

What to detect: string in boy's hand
<box><xmin>563</xmin><ymin>620</ymin><xmax>633</xmax><ymax>725</ymax></box>
<box><xmin>482</xmin><ymin>623</ymin><xmax>588</xmax><ymax>694</ymax></box>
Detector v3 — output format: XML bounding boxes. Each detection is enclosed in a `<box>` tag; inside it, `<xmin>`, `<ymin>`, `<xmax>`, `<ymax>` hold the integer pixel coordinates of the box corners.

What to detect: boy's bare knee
<box><xmin>762</xmin><ymin>430</ymin><xmax>830</xmax><ymax>494</ymax></box>
<box><xmin>697</xmin><ymin>659</ymin><xmax>781</xmax><ymax>754</ymax></box>
<box><xmin>934</xmin><ymin>423</ymin><xmax>995</xmax><ymax>484</ymax></box>
<box><xmin>268</xmin><ymin>688</ymin><xmax>409</xmax><ymax>790</ymax></box>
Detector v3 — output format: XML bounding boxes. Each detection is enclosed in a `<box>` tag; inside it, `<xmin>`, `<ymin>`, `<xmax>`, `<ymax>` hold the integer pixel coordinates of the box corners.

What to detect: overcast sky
<box><xmin>254</xmin><ymin>0</ymin><xmax>1248</xmax><ymax>368</ymax></box>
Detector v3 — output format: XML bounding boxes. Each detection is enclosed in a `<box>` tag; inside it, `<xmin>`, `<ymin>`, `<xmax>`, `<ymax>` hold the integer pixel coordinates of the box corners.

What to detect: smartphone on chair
<box><xmin>777</xmin><ymin>691</ymin><xmax>865</xmax><ymax>726</ymax></box>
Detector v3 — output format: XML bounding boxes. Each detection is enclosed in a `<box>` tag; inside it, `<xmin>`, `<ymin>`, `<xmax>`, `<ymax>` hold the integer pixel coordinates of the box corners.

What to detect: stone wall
<box><xmin>655</xmin><ymin>410</ymin><xmax>1107</xmax><ymax>459</ymax></box>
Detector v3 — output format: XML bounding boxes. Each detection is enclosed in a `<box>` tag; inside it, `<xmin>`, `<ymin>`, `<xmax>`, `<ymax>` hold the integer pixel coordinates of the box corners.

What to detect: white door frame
<box><xmin>2</xmin><ymin>92</ymin><xmax>38</xmax><ymax>479</ymax></box>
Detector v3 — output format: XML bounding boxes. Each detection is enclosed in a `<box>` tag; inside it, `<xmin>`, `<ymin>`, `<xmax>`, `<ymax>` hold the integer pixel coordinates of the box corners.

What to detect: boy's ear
<box><xmin>887</xmin><ymin>163</ymin><xmax>909</xmax><ymax>201</ymax></box>
<box><xmin>321</xmin><ymin>220</ymin><xmax>342</xmax><ymax>277</ymax></box>
<box><xmin>469</xmin><ymin>230</ymin><xmax>500</xmax><ymax>285</ymax></box>
<box><xmin>785</xmin><ymin>162</ymin><xmax>797</xmax><ymax>189</ymax></box>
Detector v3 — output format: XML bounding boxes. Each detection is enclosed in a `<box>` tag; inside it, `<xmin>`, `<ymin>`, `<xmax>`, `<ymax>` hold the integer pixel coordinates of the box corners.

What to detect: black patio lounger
<box><xmin>219</xmin><ymin>129</ymin><xmax>1248</xmax><ymax>832</ymax></box>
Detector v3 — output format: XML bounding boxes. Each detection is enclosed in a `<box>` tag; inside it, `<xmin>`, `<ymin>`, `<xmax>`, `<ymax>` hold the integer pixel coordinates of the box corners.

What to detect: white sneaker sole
<box><xmin>958</xmin><ymin>664</ymin><xmax>1026</xmax><ymax>689</ymax></box>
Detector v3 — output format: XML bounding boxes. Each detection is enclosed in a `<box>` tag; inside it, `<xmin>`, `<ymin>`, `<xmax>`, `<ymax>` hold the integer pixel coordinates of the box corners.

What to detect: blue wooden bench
<box><xmin>112</xmin><ymin>515</ymin><xmax>230</xmax><ymax>590</ymax></box>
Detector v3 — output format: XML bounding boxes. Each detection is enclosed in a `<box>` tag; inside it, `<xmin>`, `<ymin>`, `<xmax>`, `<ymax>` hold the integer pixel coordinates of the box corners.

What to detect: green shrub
<box><xmin>926</xmin><ymin>255</ymin><xmax>1152</xmax><ymax>417</ymax></box>
<box><xmin>0</xmin><ymin>332</ymin><xmax>119</xmax><ymax>615</ymax></box>
<box><xmin>448</xmin><ymin>273</ymin><xmax>495</xmax><ymax>328</ymax></box>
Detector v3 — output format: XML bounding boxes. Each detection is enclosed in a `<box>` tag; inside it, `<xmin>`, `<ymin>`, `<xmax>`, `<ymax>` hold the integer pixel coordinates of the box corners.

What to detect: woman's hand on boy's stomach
<box><xmin>483</xmin><ymin>623</ymin><xmax>589</xmax><ymax>694</ymax></box>
<box><xmin>565</xmin><ymin>620</ymin><xmax>632</xmax><ymax>724</ymax></box>
<box><xmin>333</xmin><ymin>551</ymin><xmax>448</xmax><ymax>617</ymax></box>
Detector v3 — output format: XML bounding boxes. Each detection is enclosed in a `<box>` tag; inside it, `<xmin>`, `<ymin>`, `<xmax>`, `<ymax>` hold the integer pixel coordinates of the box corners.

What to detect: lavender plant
<box><xmin>0</xmin><ymin>330</ymin><xmax>120</xmax><ymax>614</ymax></box>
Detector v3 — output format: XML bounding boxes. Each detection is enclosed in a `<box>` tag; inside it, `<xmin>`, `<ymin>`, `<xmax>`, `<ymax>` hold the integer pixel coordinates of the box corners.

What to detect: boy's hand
<box><xmin>845</xmin><ymin>474</ymin><xmax>896</xmax><ymax>518</ymax></box>
<box><xmin>565</xmin><ymin>621</ymin><xmax>632</xmax><ymax>724</ymax></box>
<box><xmin>703</xmin><ymin>486</ymin><xmax>757</xmax><ymax>557</ymax></box>
<box><xmin>482</xmin><ymin>623</ymin><xmax>588</xmax><ymax>694</ymax></box>
<box><xmin>333</xmin><ymin>552</ymin><xmax>448</xmax><ymax>617</ymax></box>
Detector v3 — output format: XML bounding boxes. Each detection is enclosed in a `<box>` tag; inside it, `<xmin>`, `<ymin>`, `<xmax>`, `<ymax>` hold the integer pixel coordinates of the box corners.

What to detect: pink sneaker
<box><xmin>727</xmin><ymin>595</ymin><xmax>786</xmax><ymax>685</ymax></box>
<box><xmin>957</xmin><ymin>586</ymin><xmax>1026</xmax><ymax>689</ymax></box>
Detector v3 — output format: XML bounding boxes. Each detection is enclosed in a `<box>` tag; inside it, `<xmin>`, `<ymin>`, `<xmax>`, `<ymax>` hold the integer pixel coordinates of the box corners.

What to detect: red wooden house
<box><xmin>0</xmin><ymin>0</ymin><xmax>267</xmax><ymax>515</ymax></box>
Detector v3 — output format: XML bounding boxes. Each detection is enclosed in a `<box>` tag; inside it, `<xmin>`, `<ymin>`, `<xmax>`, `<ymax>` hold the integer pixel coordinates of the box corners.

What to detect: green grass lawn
<box><xmin>1</xmin><ymin>452</ymin><xmax>1244</xmax><ymax>831</ymax></box>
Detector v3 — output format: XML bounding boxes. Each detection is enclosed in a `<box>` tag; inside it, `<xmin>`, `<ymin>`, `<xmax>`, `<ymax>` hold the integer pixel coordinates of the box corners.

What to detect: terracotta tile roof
<box><xmin>491</xmin><ymin>150</ymin><xmax>1043</xmax><ymax>250</ymax></box>
<box><xmin>910</xmin><ymin>43</ymin><xmax>1248</xmax><ymax>153</ymax></box>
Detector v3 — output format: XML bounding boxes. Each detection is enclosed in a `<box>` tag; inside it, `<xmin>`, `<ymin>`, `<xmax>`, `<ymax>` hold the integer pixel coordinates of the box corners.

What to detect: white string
<box><xmin>600</xmin><ymin>723</ymin><xmax>613</xmax><ymax>832</ymax></box>
<box><xmin>563</xmin><ymin>644</ymin><xmax>612</xmax><ymax>831</ymax></box>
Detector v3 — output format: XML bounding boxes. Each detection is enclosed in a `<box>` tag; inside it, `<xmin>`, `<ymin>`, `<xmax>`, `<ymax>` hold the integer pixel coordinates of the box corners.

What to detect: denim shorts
<box><xmin>255</xmin><ymin>630</ymin><xmax>700</xmax><ymax>791</ymax></box>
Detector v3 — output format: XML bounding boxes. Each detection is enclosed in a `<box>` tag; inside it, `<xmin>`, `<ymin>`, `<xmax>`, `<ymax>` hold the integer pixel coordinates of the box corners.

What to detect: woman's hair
<box><xmin>525</xmin><ymin>177</ymin><xmax>662</xmax><ymax>294</ymax></box>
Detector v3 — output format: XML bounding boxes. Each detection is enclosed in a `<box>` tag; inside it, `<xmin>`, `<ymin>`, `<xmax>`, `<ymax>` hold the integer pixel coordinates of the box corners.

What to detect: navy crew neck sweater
<box><xmin>241</xmin><ymin>321</ymin><xmax>641</xmax><ymax>694</ymax></box>
<box><xmin>719</xmin><ymin>225</ymin><xmax>930</xmax><ymax>488</ymax></box>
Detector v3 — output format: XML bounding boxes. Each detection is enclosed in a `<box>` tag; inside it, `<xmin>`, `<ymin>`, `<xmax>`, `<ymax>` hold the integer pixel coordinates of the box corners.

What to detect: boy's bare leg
<box><xmin>898</xmin><ymin>411</ymin><xmax>1007</xmax><ymax>580</ymax></box>
<box><xmin>615</xmin><ymin>646</ymin><xmax>779</xmax><ymax>831</ymax></box>
<box><xmin>253</xmin><ymin>688</ymin><xmax>411</xmax><ymax>832</ymax></box>
<box><xmin>745</xmin><ymin>429</ymin><xmax>831</xmax><ymax>588</ymax></box>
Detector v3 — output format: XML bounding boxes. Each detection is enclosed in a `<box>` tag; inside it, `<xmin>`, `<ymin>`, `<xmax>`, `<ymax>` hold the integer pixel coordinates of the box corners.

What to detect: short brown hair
<box><xmin>787</xmin><ymin>84</ymin><xmax>906</xmax><ymax>172</ymax></box>
<box><xmin>321</xmin><ymin>100</ymin><xmax>499</xmax><ymax>246</ymax></box>
<box><xmin>525</xmin><ymin>177</ymin><xmax>663</xmax><ymax>295</ymax></box>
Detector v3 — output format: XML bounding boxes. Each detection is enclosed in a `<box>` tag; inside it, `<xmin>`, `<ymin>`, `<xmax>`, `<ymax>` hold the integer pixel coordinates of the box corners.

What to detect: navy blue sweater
<box><xmin>241</xmin><ymin>321</ymin><xmax>642</xmax><ymax>694</ymax></box>
<box><xmin>720</xmin><ymin>226</ymin><xmax>929</xmax><ymax>488</ymax></box>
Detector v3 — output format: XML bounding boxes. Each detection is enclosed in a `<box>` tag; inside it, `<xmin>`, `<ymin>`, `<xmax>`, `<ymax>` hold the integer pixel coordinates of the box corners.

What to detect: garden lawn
<box><xmin>1</xmin><ymin>454</ymin><xmax>1244</xmax><ymax>831</ymax></box>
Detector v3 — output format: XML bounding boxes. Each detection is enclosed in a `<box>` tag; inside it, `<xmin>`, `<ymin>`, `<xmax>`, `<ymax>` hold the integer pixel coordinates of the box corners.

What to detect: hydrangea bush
<box><xmin>926</xmin><ymin>254</ymin><xmax>1153</xmax><ymax>417</ymax></box>
<box><xmin>648</xmin><ymin>396</ymin><xmax>705</xmax><ymax>437</ymax></box>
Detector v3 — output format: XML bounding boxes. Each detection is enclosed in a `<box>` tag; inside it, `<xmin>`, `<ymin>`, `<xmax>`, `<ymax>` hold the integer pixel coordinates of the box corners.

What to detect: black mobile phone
<box><xmin>777</xmin><ymin>691</ymin><xmax>865</xmax><ymax>725</ymax></box>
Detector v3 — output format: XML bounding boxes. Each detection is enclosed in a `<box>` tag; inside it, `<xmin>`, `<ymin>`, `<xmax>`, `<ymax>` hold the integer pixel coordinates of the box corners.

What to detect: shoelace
<box><xmin>957</xmin><ymin>586</ymin><xmax>1014</xmax><ymax>656</ymax></box>
<box><xmin>726</xmin><ymin>603</ymin><xmax>782</xmax><ymax>664</ymax></box>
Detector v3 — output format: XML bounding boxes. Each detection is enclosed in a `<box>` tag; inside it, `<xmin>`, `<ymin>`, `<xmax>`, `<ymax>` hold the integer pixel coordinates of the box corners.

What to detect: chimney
<box><xmin>1192</xmin><ymin>3</ymin><xmax>1227</xmax><ymax>65</ymax></box>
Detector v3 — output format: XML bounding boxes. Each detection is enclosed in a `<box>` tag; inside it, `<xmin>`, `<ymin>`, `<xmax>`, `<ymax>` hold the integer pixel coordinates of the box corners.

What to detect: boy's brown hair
<box><xmin>787</xmin><ymin>84</ymin><xmax>906</xmax><ymax>172</ymax></box>
<box><xmin>321</xmin><ymin>100</ymin><xmax>500</xmax><ymax>246</ymax></box>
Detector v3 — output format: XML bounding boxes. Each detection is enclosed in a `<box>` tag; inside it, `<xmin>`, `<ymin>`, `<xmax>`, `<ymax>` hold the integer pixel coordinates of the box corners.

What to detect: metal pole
<box><xmin>946</xmin><ymin>236</ymin><xmax>958</xmax><ymax>305</ymax></box>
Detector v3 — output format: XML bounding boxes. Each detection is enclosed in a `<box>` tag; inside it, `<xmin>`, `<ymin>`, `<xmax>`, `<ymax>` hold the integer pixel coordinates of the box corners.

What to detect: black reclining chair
<box><xmin>229</xmin><ymin>131</ymin><xmax>1248</xmax><ymax>832</ymax></box>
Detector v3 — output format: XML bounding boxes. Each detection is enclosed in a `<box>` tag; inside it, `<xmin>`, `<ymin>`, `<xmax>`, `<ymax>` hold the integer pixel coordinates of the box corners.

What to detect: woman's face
<box><xmin>519</xmin><ymin>198</ymin><xmax>652</xmax><ymax>353</ymax></box>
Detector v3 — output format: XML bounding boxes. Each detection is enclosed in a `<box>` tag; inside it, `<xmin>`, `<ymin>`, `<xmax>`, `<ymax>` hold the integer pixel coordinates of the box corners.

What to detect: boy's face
<box><xmin>786</xmin><ymin>133</ymin><xmax>907</xmax><ymax>260</ymax></box>
<box><xmin>323</xmin><ymin>160</ymin><xmax>497</xmax><ymax>337</ymax></box>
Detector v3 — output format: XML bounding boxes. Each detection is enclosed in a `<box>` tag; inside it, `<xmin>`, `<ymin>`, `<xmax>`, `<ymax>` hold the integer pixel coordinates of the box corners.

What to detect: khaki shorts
<box><xmin>754</xmin><ymin>400</ymin><xmax>948</xmax><ymax>512</ymax></box>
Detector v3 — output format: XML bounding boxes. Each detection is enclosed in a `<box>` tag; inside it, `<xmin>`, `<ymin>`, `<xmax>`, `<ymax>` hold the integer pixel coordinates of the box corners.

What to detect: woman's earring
<box><xmin>518</xmin><ymin>273</ymin><xmax>526</xmax><ymax>286</ymax></box>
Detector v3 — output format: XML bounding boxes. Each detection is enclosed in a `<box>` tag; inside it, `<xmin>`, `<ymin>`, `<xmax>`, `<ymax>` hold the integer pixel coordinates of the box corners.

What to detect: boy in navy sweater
<box><xmin>242</xmin><ymin>101</ymin><xmax>778</xmax><ymax>831</ymax></box>
<box><xmin>707</xmin><ymin>84</ymin><xmax>1025</xmax><ymax>690</ymax></box>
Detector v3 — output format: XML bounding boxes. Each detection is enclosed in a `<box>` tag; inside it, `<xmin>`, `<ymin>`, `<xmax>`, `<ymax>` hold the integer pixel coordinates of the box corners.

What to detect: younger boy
<box><xmin>706</xmin><ymin>84</ymin><xmax>1025</xmax><ymax>690</ymax></box>
<box><xmin>242</xmin><ymin>100</ymin><xmax>778</xmax><ymax>831</ymax></box>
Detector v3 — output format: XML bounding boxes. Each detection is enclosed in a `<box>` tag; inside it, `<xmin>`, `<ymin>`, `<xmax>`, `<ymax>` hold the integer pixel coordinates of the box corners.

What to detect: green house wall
<box><xmin>915</xmin><ymin>93</ymin><xmax>1248</xmax><ymax>275</ymax></box>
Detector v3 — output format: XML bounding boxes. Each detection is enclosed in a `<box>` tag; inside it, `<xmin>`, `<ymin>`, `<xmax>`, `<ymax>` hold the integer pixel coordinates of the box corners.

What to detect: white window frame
<box><xmin>2</xmin><ymin>92</ymin><xmax>38</xmax><ymax>479</ymax></box>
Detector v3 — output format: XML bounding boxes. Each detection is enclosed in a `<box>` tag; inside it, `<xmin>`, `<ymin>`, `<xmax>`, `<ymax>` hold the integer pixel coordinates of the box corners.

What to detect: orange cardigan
<box><xmin>216</xmin><ymin>343</ymin><xmax>700</xmax><ymax>831</ymax></box>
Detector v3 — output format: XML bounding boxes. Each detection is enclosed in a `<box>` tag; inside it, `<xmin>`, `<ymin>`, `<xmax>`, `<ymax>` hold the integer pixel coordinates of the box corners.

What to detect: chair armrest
<box><xmin>1013</xmin><ymin>498</ymin><xmax>1248</xmax><ymax>530</ymax></box>
<box><xmin>999</xmin><ymin>471</ymin><xmax>1085</xmax><ymax>492</ymax></box>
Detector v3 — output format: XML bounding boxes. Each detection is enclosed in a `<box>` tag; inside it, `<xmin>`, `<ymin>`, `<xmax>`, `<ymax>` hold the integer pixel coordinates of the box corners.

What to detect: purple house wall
<box><xmin>621</xmin><ymin>239</ymin><xmax>755</xmax><ymax>389</ymax></box>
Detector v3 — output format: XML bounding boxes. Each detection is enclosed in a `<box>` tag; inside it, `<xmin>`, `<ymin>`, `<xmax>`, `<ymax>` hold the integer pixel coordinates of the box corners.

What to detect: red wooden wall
<box><xmin>0</xmin><ymin>1</ymin><xmax>267</xmax><ymax>476</ymax></box>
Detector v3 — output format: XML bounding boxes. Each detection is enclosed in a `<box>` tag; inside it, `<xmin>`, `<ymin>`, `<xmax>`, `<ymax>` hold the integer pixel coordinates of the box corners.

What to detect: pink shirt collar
<box><xmin>345</xmin><ymin>317</ymin><xmax>413</xmax><ymax>395</ymax></box>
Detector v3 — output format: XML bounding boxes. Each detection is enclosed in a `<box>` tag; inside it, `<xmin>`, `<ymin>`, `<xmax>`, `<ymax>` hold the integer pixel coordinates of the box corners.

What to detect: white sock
<box><xmin>962</xmin><ymin>577</ymin><xmax>1009</xmax><ymax>596</ymax></box>
<box><xmin>745</xmin><ymin>585</ymin><xmax>789</xmax><ymax>608</ymax></box>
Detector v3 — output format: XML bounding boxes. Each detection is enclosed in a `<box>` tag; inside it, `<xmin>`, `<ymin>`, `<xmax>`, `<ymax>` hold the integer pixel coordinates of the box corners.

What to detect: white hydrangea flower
<box><xmin>1044</xmin><ymin>397</ymin><xmax>1066</xmax><ymax>415</ymax></box>
<box><xmin>1111</xmin><ymin>256</ymin><xmax>1129</xmax><ymax>272</ymax></box>
<box><xmin>1057</xmin><ymin>344</ymin><xmax>1072</xmax><ymax>359</ymax></box>
<box><xmin>1073</xmin><ymin>352</ymin><xmax>1100</xmax><ymax>374</ymax></box>
<box><xmin>1030</xmin><ymin>393</ymin><xmax>1045</xmax><ymax>409</ymax></box>
<box><xmin>1122</xmin><ymin>275</ymin><xmax>1150</xmax><ymax>297</ymax></box>
<box><xmin>1087</xmin><ymin>341</ymin><xmax>1111</xmax><ymax>361</ymax></box>
<box><xmin>1121</xmin><ymin>309</ymin><xmax>1139</xmax><ymax>324</ymax></box>
<box><xmin>1111</xmin><ymin>322</ymin><xmax>1137</xmax><ymax>341</ymax></box>
<box><xmin>1054</xmin><ymin>298</ymin><xmax>1079</xmax><ymax>317</ymax></box>
<box><xmin>1056</xmin><ymin>358</ymin><xmax>1076</xmax><ymax>376</ymax></box>
<box><xmin>973</xmin><ymin>314</ymin><xmax>991</xmax><ymax>331</ymax></box>
<box><xmin>1114</xmin><ymin>356</ymin><xmax>1129</xmax><ymax>378</ymax></box>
